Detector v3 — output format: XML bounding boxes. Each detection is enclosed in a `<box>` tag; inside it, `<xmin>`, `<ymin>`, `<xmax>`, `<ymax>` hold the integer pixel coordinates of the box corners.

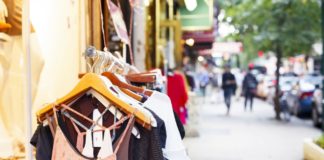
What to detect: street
<box><xmin>184</xmin><ymin>97</ymin><xmax>322</xmax><ymax>160</ymax></box>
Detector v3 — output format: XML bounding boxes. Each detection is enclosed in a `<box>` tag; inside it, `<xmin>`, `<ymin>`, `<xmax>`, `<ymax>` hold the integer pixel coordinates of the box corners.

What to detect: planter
<box><xmin>304</xmin><ymin>138</ymin><xmax>324</xmax><ymax>160</ymax></box>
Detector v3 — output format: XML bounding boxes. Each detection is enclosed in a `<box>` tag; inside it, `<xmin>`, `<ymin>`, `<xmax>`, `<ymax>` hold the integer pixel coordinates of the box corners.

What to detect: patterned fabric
<box><xmin>52</xmin><ymin>111</ymin><xmax>135</xmax><ymax>160</ymax></box>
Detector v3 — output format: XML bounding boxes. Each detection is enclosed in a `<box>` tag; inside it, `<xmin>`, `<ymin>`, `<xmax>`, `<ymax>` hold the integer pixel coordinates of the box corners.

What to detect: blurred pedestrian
<box><xmin>198</xmin><ymin>67</ymin><xmax>210</xmax><ymax>100</ymax></box>
<box><xmin>242</xmin><ymin>67</ymin><xmax>258</xmax><ymax>111</ymax></box>
<box><xmin>222</xmin><ymin>65</ymin><xmax>236</xmax><ymax>115</ymax></box>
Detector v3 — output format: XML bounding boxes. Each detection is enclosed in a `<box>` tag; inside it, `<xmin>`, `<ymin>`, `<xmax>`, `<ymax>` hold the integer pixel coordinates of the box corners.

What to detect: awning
<box><xmin>182</xmin><ymin>30</ymin><xmax>215</xmax><ymax>43</ymax></box>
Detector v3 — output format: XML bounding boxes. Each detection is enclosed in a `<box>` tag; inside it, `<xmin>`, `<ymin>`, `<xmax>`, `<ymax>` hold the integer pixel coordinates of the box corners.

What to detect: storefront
<box><xmin>0</xmin><ymin>0</ymin><xmax>200</xmax><ymax>159</ymax></box>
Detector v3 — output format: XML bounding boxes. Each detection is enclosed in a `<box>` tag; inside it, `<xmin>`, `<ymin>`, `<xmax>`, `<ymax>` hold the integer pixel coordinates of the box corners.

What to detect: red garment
<box><xmin>167</xmin><ymin>72</ymin><xmax>188</xmax><ymax>124</ymax></box>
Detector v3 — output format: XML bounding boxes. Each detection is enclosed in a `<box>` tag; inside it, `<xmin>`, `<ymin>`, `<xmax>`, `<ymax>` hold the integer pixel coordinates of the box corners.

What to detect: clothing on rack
<box><xmin>173</xmin><ymin>111</ymin><xmax>185</xmax><ymax>139</ymax></box>
<box><xmin>129</xmin><ymin>111</ymin><xmax>166</xmax><ymax>160</ymax></box>
<box><xmin>167</xmin><ymin>71</ymin><xmax>189</xmax><ymax>124</ymax></box>
<box><xmin>30</xmin><ymin>124</ymin><xmax>53</xmax><ymax>160</ymax></box>
<box><xmin>143</xmin><ymin>91</ymin><xmax>190</xmax><ymax>160</ymax></box>
<box><xmin>139</xmin><ymin>82</ymin><xmax>185</xmax><ymax>139</ymax></box>
<box><xmin>52</xmin><ymin>110</ymin><xmax>135</xmax><ymax>160</ymax></box>
<box><xmin>31</xmin><ymin>47</ymin><xmax>190</xmax><ymax>160</ymax></box>
<box><xmin>31</xmin><ymin>79</ymin><xmax>190</xmax><ymax>160</ymax></box>
<box><xmin>31</xmin><ymin>94</ymin><xmax>167</xmax><ymax>160</ymax></box>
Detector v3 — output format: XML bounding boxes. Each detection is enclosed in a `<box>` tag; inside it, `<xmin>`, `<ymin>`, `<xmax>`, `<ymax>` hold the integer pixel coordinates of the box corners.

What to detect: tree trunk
<box><xmin>274</xmin><ymin>46</ymin><xmax>282</xmax><ymax>120</ymax></box>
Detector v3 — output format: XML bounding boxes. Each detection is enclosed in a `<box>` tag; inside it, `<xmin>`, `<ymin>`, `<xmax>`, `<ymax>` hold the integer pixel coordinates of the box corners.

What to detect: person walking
<box><xmin>222</xmin><ymin>66</ymin><xmax>236</xmax><ymax>115</ymax></box>
<box><xmin>198</xmin><ymin>68</ymin><xmax>209</xmax><ymax>98</ymax></box>
<box><xmin>242</xmin><ymin>67</ymin><xmax>258</xmax><ymax>111</ymax></box>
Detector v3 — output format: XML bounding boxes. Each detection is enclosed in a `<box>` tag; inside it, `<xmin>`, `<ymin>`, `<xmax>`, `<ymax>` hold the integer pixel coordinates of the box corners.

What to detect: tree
<box><xmin>220</xmin><ymin>0</ymin><xmax>321</xmax><ymax>119</ymax></box>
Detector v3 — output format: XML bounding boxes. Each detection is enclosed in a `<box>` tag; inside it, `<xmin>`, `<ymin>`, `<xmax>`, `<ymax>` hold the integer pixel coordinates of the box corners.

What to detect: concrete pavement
<box><xmin>183</xmin><ymin>98</ymin><xmax>322</xmax><ymax>160</ymax></box>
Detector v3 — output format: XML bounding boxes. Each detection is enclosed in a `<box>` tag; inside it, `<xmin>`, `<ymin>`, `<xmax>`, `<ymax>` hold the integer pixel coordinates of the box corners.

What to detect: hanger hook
<box><xmin>85</xmin><ymin>46</ymin><xmax>98</xmax><ymax>73</ymax></box>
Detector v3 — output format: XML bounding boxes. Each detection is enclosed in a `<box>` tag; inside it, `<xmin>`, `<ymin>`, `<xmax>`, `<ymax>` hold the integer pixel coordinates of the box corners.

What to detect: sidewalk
<box><xmin>183</xmin><ymin>98</ymin><xmax>322</xmax><ymax>160</ymax></box>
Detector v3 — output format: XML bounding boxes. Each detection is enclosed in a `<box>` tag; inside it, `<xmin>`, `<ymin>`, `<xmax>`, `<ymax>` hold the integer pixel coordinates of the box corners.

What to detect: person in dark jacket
<box><xmin>242</xmin><ymin>68</ymin><xmax>258</xmax><ymax>111</ymax></box>
<box><xmin>222</xmin><ymin>66</ymin><xmax>236</xmax><ymax>115</ymax></box>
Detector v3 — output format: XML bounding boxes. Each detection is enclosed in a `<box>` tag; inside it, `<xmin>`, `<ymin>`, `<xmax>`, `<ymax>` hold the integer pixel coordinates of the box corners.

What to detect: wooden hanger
<box><xmin>78</xmin><ymin>73</ymin><xmax>150</xmax><ymax>99</ymax></box>
<box><xmin>0</xmin><ymin>21</ymin><xmax>11</xmax><ymax>31</ymax></box>
<box><xmin>119</xmin><ymin>88</ymin><xmax>143</xmax><ymax>101</ymax></box>
<box><xmin>37</xmin><ymin>73</ymin><xmax>151</xmax><ymax>130</ymax></box>
<box><xmin>65</xmin><ymin>91</ymin><xmax>142</xmax><ymax>138</ymax></box>
<box><xmin>125</xmin><ymin>69</ymin><xmax>162</xmax><ymax>83</ymax></box>
<box><xmin>125</xmin><ymin>73</ymin><xmax>156</xmax><ymax>83</ymax></box>
<box><xmin>102</xmin><ymin>72</ymin><xmax>153</xmax><ymax>96</ymax></box>
<box><xmin>59</xmin><ymin>104</ymin><xmax>107</xmax><ymax>129</ymax></box>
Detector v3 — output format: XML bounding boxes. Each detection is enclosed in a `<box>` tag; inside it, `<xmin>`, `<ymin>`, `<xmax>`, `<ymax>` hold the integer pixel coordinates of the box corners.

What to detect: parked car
<box><xmin>280</xmin><ymin>72</ymin><xmax>299</xmax><ymax>87</ymax></box>
<box><xmin>311</xmin><ymin>86</ymin><xmax>322</xmax><ymax>127</ymax></box>
<box><xmin>296</xmin><ymin>73</ymin><xmax>323</xmax><ymax>126</ymax></box>
<box><xmin>256</xmin><ymin>75</ymin><xmax>275</xmax><ymax>100</ymax></box>
<box><xmin>266</xmin><ymin>72</ymin><xmax>320</xmax><ymax>119</ymax></box>
<box><xmin>301</xmin><ymin>72</ymin><xmax>322</xmax><ymax>88</ymax></box>
<box><xmin>291</xmin><ymin>82</ymin><xmax>315</xmax><ymax>116</ymax></box>
<box><xmin>272</xmin><ymin>73</ymin><xmax>316</xmax><ymax>117</ymax></box>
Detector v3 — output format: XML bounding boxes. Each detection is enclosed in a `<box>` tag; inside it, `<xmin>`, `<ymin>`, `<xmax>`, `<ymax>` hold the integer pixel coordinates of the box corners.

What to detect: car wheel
<box><xmin>312</xmin><ymin>106</ymin><xmax>320</xmax><ymax>127</ymax></box>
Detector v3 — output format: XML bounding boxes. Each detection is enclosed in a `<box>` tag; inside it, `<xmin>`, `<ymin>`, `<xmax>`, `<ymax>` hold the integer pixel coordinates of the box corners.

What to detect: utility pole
<box><xmin>321</xmin><ymin>0</ymin><xmax>324</xmax><ymax>131</ymax></box>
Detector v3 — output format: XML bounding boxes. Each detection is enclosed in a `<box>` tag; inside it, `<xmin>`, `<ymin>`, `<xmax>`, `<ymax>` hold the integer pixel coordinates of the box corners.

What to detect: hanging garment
<box><xmin>82</xmin><ymin>130</ymin><xmax>94</xmax><ymax>158</ymax></box>
<box><xmin>141</xmin><ymin>94</ymin><xmax>185</xmax><ymax>139</ymax></box>
<box><xmin>144</xmin><ymin>108</ymin><xmax>166</xmax><ymax>149</ymax></box>
<box><xmin>30</xmin><ymin>95</ymin><xmax>133</xmax><ymax>159</ymax></box>
<box><xmin>129</xmin><ymin>121</ymin><xmax>165</xmax><ymax>160</ymax></box>
<box><xmin>70</xmin><ymin>118</ymin><xmax>84</xmax><ymax>152</ymax></box>
<box><xmin>30</xmin><ymin>124</ymin><xmax>53</xmax><ymax>160</ymax></box>
<box><xmin>62</xmin><ymin>94</ymin><xmax>138</xmax><ymax>149</ymax></box>
<box><xmin>98</xmin><ymin>130</ymin><xmax>114</xmax><ymax>158</ymax></box>
<box><xmin>52</xmin><ymin>111</ymin><xmax>135</xmax><ymax>160</ymax></box>
<box><xmin>173</xmin><ymin>111</ymin><xmax>185</xmax><ymax>139</ymax></box>
<box><xmin>167</xmin><ymin>72</ymin><xmax>189</xmax><ymax>124</ymax></box>
<box><xmin>52</xmin><ymin>127</ymin><xmax>115</xmax><ymax>160</ymax></box>
<box><xmin>63</xmin><ymin>95</ymin><xmax>115</xmax><ymax>148</ymax></box>
<box><xmin>143</xmin><ymin>91</ymin><xmax>190</xmax><ymax>160</ymax></box>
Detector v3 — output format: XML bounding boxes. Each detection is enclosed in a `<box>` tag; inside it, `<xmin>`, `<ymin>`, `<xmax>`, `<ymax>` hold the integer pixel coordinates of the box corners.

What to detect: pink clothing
<box><xmin>51</xmin><ymin>127</ymin><xmax>116</xmax><ymax>160</ymax></box>
<box><xmin>51</xmin><ymin>114</ymin><xmax>135</xmax><ymax>160</ymax></box>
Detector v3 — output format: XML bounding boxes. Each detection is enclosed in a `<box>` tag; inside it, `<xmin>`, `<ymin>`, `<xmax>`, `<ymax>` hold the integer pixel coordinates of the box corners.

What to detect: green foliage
<box><xmin>315</xmin><ymin>135</ymin><xmax>324</xmax><ymax>149</ymax></box>
<box><xmin>220</xmin><ymin>0</ymin><xmax>321</xmax><ymax>64</ymax></box>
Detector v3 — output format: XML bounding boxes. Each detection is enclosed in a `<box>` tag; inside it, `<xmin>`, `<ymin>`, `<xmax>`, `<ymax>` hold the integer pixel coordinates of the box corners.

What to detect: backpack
<box><xmin>246</xmin><ymin>74</ymin><xmax>257</xmax><ymax>89</ymax></box>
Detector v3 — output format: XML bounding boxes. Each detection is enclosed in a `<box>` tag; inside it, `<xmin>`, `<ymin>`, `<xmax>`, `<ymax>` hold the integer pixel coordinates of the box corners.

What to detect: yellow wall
<box><xmin>30</xmin><ymin>0</ymin><xmax>85</xmax><ymax>117</ymax></box>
